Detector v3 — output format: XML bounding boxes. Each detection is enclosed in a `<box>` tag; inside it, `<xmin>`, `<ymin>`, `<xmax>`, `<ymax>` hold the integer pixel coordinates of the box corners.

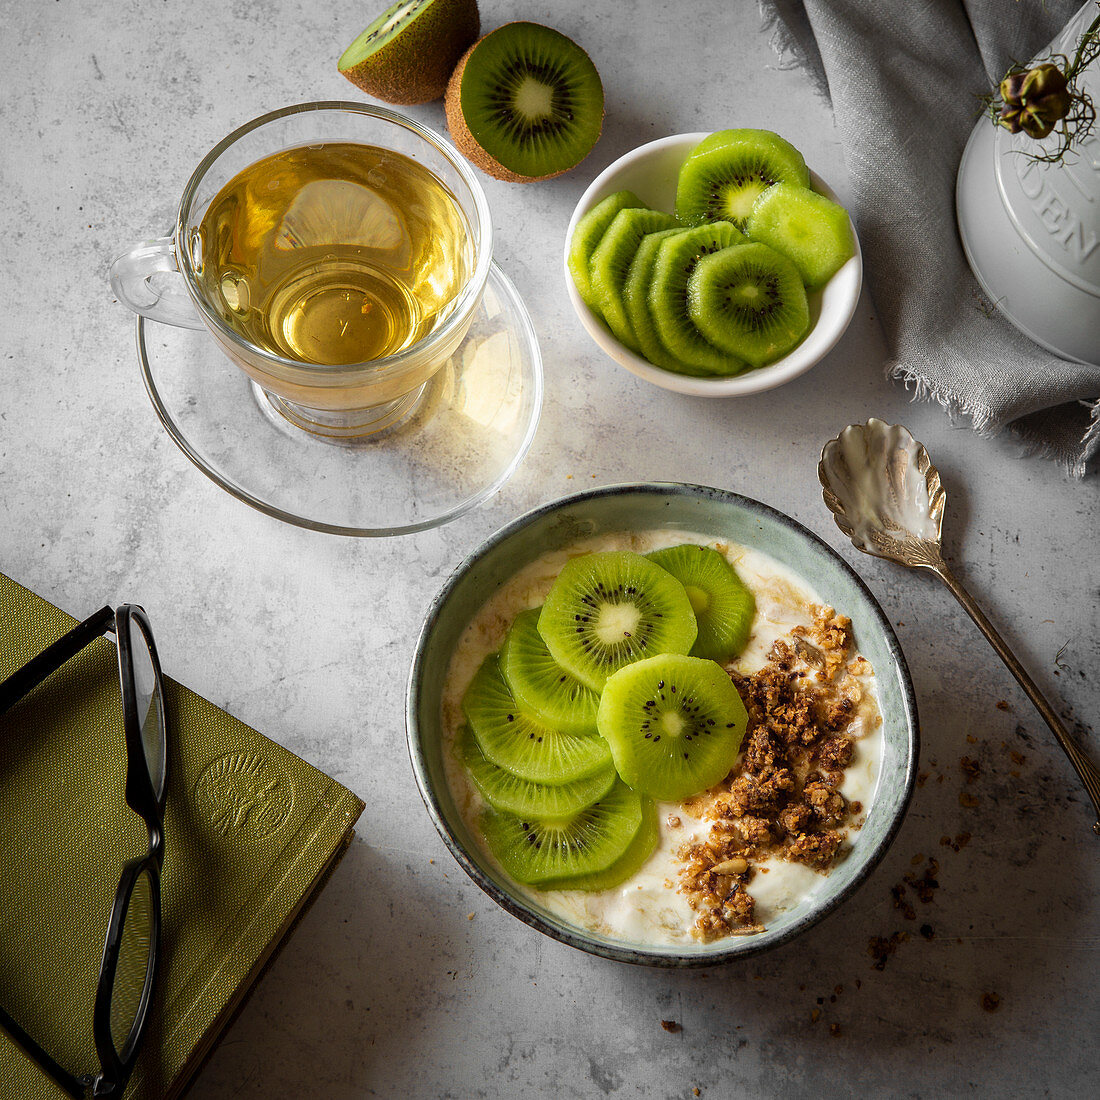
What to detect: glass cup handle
<box><xmin>108</xmin><ymin>236</ymin><xmax>206</xmax><ymax>330</ymax></box>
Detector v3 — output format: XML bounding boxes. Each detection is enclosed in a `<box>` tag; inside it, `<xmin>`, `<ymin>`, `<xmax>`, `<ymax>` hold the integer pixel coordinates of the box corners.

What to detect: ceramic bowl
<box><xmin>406</xmin><ymin>483</ymin><xmax>918</xmax><ymax>967</ymax></box>
<box><xmin>563</xmin><ymin>134</ymin><xmax>863</xmax><ymax>396</ymax></box>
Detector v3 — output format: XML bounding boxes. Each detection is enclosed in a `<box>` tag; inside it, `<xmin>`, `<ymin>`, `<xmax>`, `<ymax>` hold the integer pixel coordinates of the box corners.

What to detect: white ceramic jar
<box><xmin>956</xmin><ymin>1</ymin><xmax>1100</xmax><ymax>367</ymax></box>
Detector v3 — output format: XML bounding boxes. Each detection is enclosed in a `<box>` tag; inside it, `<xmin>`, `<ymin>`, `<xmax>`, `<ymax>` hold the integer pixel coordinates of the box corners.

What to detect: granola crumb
<box><xmin>982</xmin><ymin>992</ymin><xmax>1001</xmax><ymax>1013</ymax></box>
<box><xmin>996</xmin><ymin>700</ymin><xmax>1010</xmax><ymax>711</ymax></box>
<box><xmin>903</xmin><ymin>858</ymin><xmax>940</xmax><ymax>903</ymax></box>
<box><xmin>959</xmin><ymin>791</ymin><xmax>980</xmax><ymax>808</ymax></box>
<box><xmin>660</xmin><ymin>1019</ymin><xmax>681</xmax><ymax>1033</ymax></box>
<box><xmin>868</xmin><ymin>931</ymin><xmax>909</xmax><ymax>970</ymax></box>
<box><xmin>960</xmin><ymin>756</ymin><xmax>981</xmax><ymax>784</ymax></box>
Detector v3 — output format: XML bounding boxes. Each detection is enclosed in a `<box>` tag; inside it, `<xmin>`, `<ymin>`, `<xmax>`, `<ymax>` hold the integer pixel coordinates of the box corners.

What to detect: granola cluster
<box><xmin>677</xmin><ymin>608</ymin><xmax>874</xmax><ymax>940</ymax></box>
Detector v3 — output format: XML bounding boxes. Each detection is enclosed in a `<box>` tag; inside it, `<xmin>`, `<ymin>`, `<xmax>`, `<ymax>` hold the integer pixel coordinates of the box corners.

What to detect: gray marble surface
<box><xmin>2</xmin><ymin>1</ymin><xmax>1097</xmax><ymax>1096</ymax></box>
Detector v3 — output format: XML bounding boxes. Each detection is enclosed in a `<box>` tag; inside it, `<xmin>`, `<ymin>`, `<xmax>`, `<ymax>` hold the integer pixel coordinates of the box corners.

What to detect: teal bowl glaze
<box><xmin>406</xmin><ymin>483</ymin><xmax>919</xmax><ymax>966</ymax></box>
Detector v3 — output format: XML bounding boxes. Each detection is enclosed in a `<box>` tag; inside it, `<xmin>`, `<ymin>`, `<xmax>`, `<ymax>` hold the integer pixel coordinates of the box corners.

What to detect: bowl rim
<box><xmin>405</xmin><ymin>482</ymin><xmax>919</xmax><ymax>967</ymax></box>
<box><xmin>563</xmin><ymin>132</ymin><xmax>864</xmax><ymax>397</ymax></box>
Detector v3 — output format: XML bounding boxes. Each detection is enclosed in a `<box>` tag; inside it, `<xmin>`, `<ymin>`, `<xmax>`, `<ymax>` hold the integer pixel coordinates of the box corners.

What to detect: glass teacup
<box><xmin>110</xmin><ymin>101</ymin><xmax>493</xmax><ymax>439</ymax></box>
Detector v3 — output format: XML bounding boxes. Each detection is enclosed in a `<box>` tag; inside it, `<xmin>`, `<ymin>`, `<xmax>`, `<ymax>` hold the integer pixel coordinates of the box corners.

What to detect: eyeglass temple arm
<box><xmin>0</xmin><ymin>1004</ymin><xmax>87</xmax><ymax>1099</ymax></box>
<box><xmin>0</xmin><ymin>606</ymin><xmax>116</xmax><ymax>717</ymax></box>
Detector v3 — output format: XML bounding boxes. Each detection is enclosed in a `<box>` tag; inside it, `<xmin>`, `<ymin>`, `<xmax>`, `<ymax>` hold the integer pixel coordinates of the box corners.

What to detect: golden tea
<box><xmin>195</xmin><ymin>142</ymin><xmax>473</xmax><ymax>365</ymax></box>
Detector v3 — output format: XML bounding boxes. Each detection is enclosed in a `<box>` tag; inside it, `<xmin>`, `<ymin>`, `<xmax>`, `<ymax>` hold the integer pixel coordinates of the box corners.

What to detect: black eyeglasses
<box><xmin>0</xmin><ymin>605</ymin><xmax>167</xmax><ymax>1099</ymax></box>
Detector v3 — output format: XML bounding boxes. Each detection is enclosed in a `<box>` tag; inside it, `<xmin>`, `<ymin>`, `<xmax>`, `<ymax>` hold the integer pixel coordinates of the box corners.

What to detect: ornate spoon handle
<box><xmin>935</xmin><ymin>561</ymin><xmax>1100</xmax><ymax>835</ymax></box>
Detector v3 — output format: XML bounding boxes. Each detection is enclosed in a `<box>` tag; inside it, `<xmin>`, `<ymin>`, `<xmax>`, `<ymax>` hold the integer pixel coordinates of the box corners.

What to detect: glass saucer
<box><xmin>137</xmin><ymin>262</ymin><xmax>543</xmax><ymax>536</ymax></box>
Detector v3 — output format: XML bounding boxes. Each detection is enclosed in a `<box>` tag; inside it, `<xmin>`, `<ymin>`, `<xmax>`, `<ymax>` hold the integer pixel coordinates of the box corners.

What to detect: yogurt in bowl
<box><xmin>406</xmin><ymin>484</ymin><xmax>918</xmax><ymax>966</ymax></box>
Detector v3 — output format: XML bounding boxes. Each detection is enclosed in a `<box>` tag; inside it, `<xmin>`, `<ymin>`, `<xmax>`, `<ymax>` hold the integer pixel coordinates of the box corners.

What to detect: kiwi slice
<box><xmin>457</xmin><ymin>725</ymin><xmax>616</xmax><ymax>818</ymax></box>
<box><xmin>338</xmin><ymin>0</ymin><xmax>480</xmax><ymax>105</ymax></box>
<box><xmin>538</xmin><ymin>551</ymin><xmax>698</xmax><ymax>692</ymax></box>
<box><xmin>589</xmin><ymin>208</ymin><xmax>679</xmax><ymax>351</ymax></box>
<box><xmin>480</xmin><ymin>780</ymin><xmax>645</xmax><ymax>884</ymax></box>
<box><xmin>676</xmin><ymin>129</ymin><xmax>810</xmax><ymax>229</ymax></box>
<box><xmin>500</xmin><ymin>608</ymin><xmax>600</xmax><ymax>736</ymax></box>
<box><xmin>746</xmin><ymin>181</ymin><xmax>854</xmax><ymax>288</ymax></box>
<box><xmin>597</xmin><ymin>653</ymin><xmax>747</xmax><ymax>801</ymax></box>
<box><xmin>647</xmin><ymin>545</ymin><xmax>756</xmax><ymax>663</ymax></box>
<box><xmin>687</xmin><ymin>242</ymin><xmax>810</xmax><ymax>367</ymax></box>
<box><xmin>537</xmin><ymin>795</ymin><xmax>659</xmax><ymax>892</ymax></box>
<box><xmin>462</xmin><ymin>655</ymin><xmax>612</xmax><ymax>783</ymax></box>
<box><xmin>445</xmin><ymin>21</ymin><xmax>604</xmax><ymax>182</ymax></box>
<box><xmin>649</xmin><ymin>225</ymin><xmax>749</xmax><ymax>375</ymax></box>
<box><xmin>622</xmin><ymin>227</ymin><xmax>701</xmax><ymax>374</ymax></box>
<box><xmin>567</xmin><ymin>190</ymin><xmax>647</xmax><ymax>315</ymax></box>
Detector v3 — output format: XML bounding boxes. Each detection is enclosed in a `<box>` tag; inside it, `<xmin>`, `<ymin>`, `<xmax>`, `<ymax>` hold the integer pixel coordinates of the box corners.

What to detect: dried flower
<box><xmin>984</xmin><ymin>4</ymin><xmax>1100</xmax><ymax>163</ymax></box>
<box><xmin>997</xmin><ymin>62</ymin><xmax>1073</xmax><ymax>138</ymax></box>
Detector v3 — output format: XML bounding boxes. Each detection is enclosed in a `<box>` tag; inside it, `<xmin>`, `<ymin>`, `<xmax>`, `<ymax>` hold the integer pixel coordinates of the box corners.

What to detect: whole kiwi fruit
<box><xmin>338</xmin><ymin>0</ymin><xmax>480</xmax><ymax>105</ymax></box>
<box><xmin>444</xmin><ymin>21</ymin><xmax>604</xmax><ymax>182</ymax></box>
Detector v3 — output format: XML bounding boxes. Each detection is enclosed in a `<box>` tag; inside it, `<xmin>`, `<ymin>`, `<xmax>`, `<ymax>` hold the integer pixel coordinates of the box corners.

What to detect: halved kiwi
<box><xmin>480</xmin><ymin>780</ymin><xmax>645</xmax><ymax>884</ymax></box>
<box><xmin>687</xmin><ymin>242</ymin><xmax>810</xmax><ymax>367</ymax></box>
<box><xmin>648</xmin><ymin>225</ymin><xmax>749</xmax><ymax>375</ymax></box>
<box><xmin>457</xmin><ymin>725</ymin><xmax>616</xmax><ymax>818</ymax></box>
<box><xmin>567</xmin><ymin>190</ymin><xmax>647</xmax><ymax>315</ymax></box>
<box><xmin>597</xmin><ymin>653</ymin><xmax>747</xmax><ymax>801</ymax></box>
<box><xmin>338</xmin><ymin>0</ymin><xmax>480</xmax><ymax>105</ymax></box>
<box><xmin>590</xmin><ymin>207</ymin><xmax>679</xmax><ymax>351</ymax></box>
<box><xmin>746</xmin><ymin>181</ymin><xmax>854</xmax><ymax>288</ymax></box>
<box><xmin>445</xmin><ymin>21</ymin><xmax>604</xmax><ymax>182</ymax></box>
<box><xmin>647</xmin><ymin>544</ymin><xmax>756</xmax><ymax>663</ymax></box>
<box><xmin>500</xmin><ymin>607</ymin><xmax>601</xmax><ymax>735</ymax></box>
<box><xmin>676</xmin><ymin>129</ymin><xmax>810</xmax><ymax>229</ymax></box>
<box><xmin>538</xmin><ymin>551</ymin><xmax>698</xmax><ymax>691</ymax></box>
<box><xmin>462</xmin><ymin>654</ymin><xmax>612</xmax><ymax>783</ymax></box>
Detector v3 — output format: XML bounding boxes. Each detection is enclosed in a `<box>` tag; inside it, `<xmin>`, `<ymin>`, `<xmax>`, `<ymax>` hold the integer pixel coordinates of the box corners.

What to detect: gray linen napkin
<box><xmin>761</xmin><ymin>0</ymin><xmax>1100</xmax><ymax>476</ymax></box>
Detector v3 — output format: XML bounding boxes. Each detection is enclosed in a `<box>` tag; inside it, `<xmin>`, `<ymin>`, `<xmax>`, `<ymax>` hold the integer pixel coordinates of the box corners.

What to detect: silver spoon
<box><xmin>819</xmin><ymin>417</ymin><xmax>1100</xmax><ymax>835</ymax></box>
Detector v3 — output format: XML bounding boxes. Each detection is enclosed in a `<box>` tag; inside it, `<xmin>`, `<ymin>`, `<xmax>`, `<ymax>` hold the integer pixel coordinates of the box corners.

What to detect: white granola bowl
<box><xmin>563</xmin><ymin>133</ymin><xmax>863</xmax><ymax>396</ymax></box>
<box><xmin>406</xmin><ymin>483</ymin><xmax>918</xmax><ymax>967</ymax></box>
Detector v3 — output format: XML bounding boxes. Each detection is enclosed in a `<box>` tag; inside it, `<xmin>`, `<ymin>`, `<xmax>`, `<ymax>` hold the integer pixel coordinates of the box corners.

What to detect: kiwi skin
<box><xmin>339</xmin><ymin>0</ymin><xmax>480</xmax><ymax>105</ymax></box>
<box><xmin>444</xmin><ymin>22</ymin><xmax>604</xmax><ymax>183</ymax></box>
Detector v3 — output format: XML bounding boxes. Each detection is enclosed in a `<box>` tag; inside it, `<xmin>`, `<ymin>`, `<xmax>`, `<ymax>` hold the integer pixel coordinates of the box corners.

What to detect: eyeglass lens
<box><xmin>127</xmin><ymin>616</ymin><xmax>166</xmax><ymax>803</ymax></box>
<box><xmin>110</xmin><ymin>866</ymin><xmax>156</xmax><ymax>1054</ymax></box>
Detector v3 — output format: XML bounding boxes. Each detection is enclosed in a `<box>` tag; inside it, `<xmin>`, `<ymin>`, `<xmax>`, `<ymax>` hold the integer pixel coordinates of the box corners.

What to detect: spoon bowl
<box><xmin>819</xmin><ymin>418</ymin><xmax>946</xmax><ymax>569</ymax></box>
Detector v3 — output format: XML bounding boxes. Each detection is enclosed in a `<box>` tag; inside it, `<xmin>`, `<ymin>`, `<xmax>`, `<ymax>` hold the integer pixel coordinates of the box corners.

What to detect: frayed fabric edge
<box><xmin>889</xmin><ymin>363</ymin><xmax>1100</xmax><ymax>478</ymax></box>
<box><xmin>1066</xmin><ymin>398</ymin><xmax>1100</xmax><ymax>478</ymax></box>
<box><xmin>756</xmin><ymin>0</ymin><xmax>831</xmax><ymax>101</ymax></box>
<box><xmin>888</xmin><ymin>363</ymin><xmax>996</xmax><ymax>431</ymax></box>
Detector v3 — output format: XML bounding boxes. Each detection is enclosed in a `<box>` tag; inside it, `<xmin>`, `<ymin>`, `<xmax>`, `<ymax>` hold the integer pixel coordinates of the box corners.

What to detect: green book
<box><xmin>0</xmin><ymin>573</ymin><xmax>365</xmax><ymax>1098</ymax></box>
